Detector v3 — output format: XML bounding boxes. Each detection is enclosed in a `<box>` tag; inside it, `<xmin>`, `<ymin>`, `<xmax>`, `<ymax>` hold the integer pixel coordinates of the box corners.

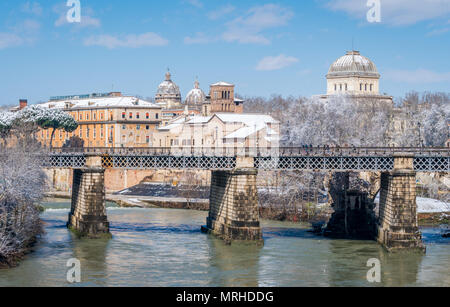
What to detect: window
<box><xmin>334</xmin><ymin>84</ymin><xmax>337</xmax><ymax>91</ymax></box>
<box><xmin>340</xmin><ymin>84</ymin><xmax>342</xmax><ymax>91</ymax></box>
<box><xmin>370</xmin><ymin>84</ymin><xmax>373</xmax><ymax>91</ymax></box>
<box><xmin>122</xmin><ymin>112</ymin><xmax>126</xmax><ymax>119</ymax></box>
<box><xmin>79</xmin><ymin>114</ymin><xmax>83</xmax><ymax>120</ymax></box>
<box><xmin>146</xmin><ymin>113</ymin><xmax>149</xmax><ymax>119</ymax></box>
<box><xmin>360</xmin><ymin>83</ymin><xmax>363</xmax><ymax>91</ymax></box>
<box><xmin>137</xmin><ymin>125</ymin><xmax>141</xmax><ymax>130</ymax></box>
<box><xmin>93</xmin><ymin>127</ymin><xmax>96</xmax><ymax>139</ymax></box>
<box><xmin>93</xmin><ymin>113</ymin><xmax>96</xmax><ymax>120</ymax></box>
<box><xmin>345</xmin><ymin>84</ymin><xmax>348</xmax><ymax>91</ymax></box>
<box><xmin>146</xmin><ymin>136</ymin><xmax>150</xmax><ymax>144</ymax></box>
<box><xmin>136</xmin><ymin>113</ymin><xmax>140</xmax><ymax>119</ymax></box>
<box><xmin>86</xmin><ymin>114</ymin><xmax>89</xmax><ymax>120</ymax></box>
<box><xmin>156</xmin><ymin>113</ymin><xmax>159</xmax><ymax>119</ymax></box>
<box><xmin>365</xmin><ymin>84</ymin><xmax>367</xmax><ymax>91</ymax></box>
<box><xmin>146</xmin><ymin>125</ymin><xmax>150</xmax><ymax>130</ymax></box>
<box><xmin>86</xmin><ymin>128</ymin><xmax>89</xmax><ymax>138</ymax></box>
<box><xmin>122</xmin><ymin>125</ymin><xmax>126</xmax><ymax>130</ymax></box>
<box><xmin>129</xmin><ymin>113</ymin><xmax>133</xmax><ymax>119</ymax></box>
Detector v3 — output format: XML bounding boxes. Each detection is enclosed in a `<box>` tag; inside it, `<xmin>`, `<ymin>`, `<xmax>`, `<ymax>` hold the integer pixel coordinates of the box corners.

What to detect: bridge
<box><xmin>46</xmin><ymin>147</ymin><xmax>450</xmax><ymax>252</ymax></box>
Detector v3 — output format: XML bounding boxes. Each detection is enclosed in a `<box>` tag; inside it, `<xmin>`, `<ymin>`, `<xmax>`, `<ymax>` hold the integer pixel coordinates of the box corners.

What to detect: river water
<box><xmin>0</xmin><ymin>199</ymin><xmax>449</xmax><ymax>287</ymax></box>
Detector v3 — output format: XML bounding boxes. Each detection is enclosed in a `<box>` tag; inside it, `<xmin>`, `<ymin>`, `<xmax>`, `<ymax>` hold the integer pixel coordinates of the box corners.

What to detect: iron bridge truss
<box><xmin>43</xmin><ymin>154</ymin><xmax>450</xmax><ymax>172</ymax></box>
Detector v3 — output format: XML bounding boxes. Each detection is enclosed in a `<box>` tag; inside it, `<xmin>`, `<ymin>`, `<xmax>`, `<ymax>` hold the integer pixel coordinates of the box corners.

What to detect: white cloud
<box><xmin>0</xmin><ymin>19</ymin><xmax>41</xmax><ymax>49</ymax></box>
<box><xmin>207</xmin><ymin>5</ymin><xmax>235</xmax><ymax>20</ymax></box>
<box><xmin>187</xmin><ymin>0</ymin><xmax>203</xmax><ymax>8</ymax></box>
<box><xmin>427</xmin><ymin>27</ymin><xmax>450</xmax><ymax>36</ymax></box>
<box><xmin>326</xmin><ymin>0</ymin><xmax>450</xmax><ymax>26</ymax></box>
<box><xmin>256</xmin><ymin>54</ymin><xmax>299</xmax><ymax>71</ymax></box>
<box><xmin>222</xmin><ymin>4</ymin><xmax>294</xmax><ymax>44</ymax></box>
<box><xmin>84</xmin><ymin>32</ymin><xmax>169</xmax><ymax>49</ymax></box>
<box><xmin>184</xmin><ymin>32</ymin><xmax>215</xmax><ymax>44</ymax></box>
<box><xmin>0</xmin><ymin>33</ymin><xmax>24</xmax><ymax>49</ymax></box>
<box><xmin>384</xmin><ymin>69</ymin><xmax>450</xmax><ymax>83</ymax></box>
<box><xmin>22</xmin><ymin>1</ymin><xmax>43</xmax><ymax>16</ymax></box>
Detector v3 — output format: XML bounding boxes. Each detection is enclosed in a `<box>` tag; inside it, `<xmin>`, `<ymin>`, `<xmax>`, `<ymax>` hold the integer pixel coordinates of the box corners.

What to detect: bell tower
<box><xmin>209</xmin><ymin>82</ymin><xmax>243</xmax><ymax>114</ymax></box>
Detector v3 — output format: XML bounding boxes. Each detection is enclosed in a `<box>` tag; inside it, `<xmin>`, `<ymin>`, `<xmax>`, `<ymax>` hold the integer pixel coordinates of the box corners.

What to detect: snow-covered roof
<box><xmin>327</xmin><ymin>51</ymin><xmax>380</xmax><ymax>78</ymax></box>
<box><xmin>185</xmin><ymin>80</ymin><xmax>206</xmax><ymax>105</ymax></box>
<box><xmin>157</xmin><ymin>116</ymin><xmax>190</xmax><ymax>131</ymax></box>
<box><xmin>38</xmin><ymin>96</ymin><xmax>161</xmax><ymax>110</ymax></box>
<box><xmin>211</xmin><ymin>81</ymin><xmax>234</xmax><ymax>87</ymax></box>
<box><xmin>215</xmin><ymin>113</ymin><xmax>279</xmax><ymax>124</ymax></box>
<box><xmin>186</xmin><ymin>116</ymin><xmax>212</xmax><ymax>124</ymax></box>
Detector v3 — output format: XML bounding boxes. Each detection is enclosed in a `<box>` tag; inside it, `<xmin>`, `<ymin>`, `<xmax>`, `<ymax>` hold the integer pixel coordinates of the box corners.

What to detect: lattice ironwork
<box><xmin>43</xmin><ymin>154</ymin><xmax>449</xmax><ymax>172</ymax></box>
<box><xmin>101</xmin><ymin>155</ymin><xmax>236</xmax><ymax>170</ymax></box>
<box><xmin>43</xmin><ymin>154</ymin><xmax>86</xmax><ymax>168</ymax></box>
<box><xmin>255</xmin><ymin>156</ymin><xmax>395</xmax><ymax>171</ymax></box>
<box><xmin>414</xmin><ymin>157</ymin><xmax>450</xmax><ymax>172</ymax></box>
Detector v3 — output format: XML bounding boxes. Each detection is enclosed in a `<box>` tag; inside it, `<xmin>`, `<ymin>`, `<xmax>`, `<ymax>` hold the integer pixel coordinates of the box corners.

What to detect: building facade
<box><xmin>154</xmin><ymin>113</ymin><xmax>279</xmax><ymax>150</ymax></box>
<box><xmin>36</xmin><ymin>93</ymin><xmax>162</xmax><ymax>148</ymax></box>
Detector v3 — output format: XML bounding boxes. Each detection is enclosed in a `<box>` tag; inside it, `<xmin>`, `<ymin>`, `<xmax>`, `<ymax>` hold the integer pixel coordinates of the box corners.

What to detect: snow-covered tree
<box><xmin>14</xmin><ymin>106</ymin><xmax>78</xmax><ymax>148</ymax></box>
<box><xmin>283</xmin><ymin>95</ymin><xmax>391</xmax><ymax>147</ymax></box>
<box><xmin>0</xmin><ymin>143</ymin><xmax>45</xmax><ymax>267</ymax></box>
<box><xmin>421</xmin><ymin>102</ymin><xmax>449</xmax><ymax>147</ymax></box>
<box><xmin>0</xmin><ymin>112</ymin><xmax>16</xmax><ymax>145</ymax></box>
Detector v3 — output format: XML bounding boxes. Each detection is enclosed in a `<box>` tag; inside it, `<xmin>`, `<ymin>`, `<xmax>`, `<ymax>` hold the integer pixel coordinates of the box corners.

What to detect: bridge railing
<box><xmin>49</xmin><ymin>146</ymin><xmax>450</xmax><ymax>157</ymax></box>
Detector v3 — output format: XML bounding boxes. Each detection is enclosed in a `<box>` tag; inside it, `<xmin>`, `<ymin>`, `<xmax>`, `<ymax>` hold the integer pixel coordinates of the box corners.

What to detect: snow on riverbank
<box><xmin>416</xmin><ymin>197</ymin><xmax>450</xmax><ymax>213</ymax></box>
<box><xmin>375</xmin><ymin>195</ymin><xmax>450</xmax><ymax>213</ymax></box>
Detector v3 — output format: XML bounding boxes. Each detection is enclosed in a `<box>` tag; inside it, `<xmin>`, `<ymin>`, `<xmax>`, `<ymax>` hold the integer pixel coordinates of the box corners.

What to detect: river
<box><xmin>0</xmin><ymin>199</ymin><xmax>449</xmax><ymax>287</ymax></box>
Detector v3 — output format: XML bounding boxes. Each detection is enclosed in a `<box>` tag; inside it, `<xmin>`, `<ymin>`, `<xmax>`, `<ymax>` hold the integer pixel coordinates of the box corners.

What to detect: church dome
<box><xmin>185</xmin><ymin>79</ymin><xmax>206</xmax><ymax>106</ymax></box>
<box><xmin>327</xmin><ymin>51</ymin><xmax>380</xmax><ymax>78</ymax></box>
<box><xmin>155</xmin><ymin>71</ymin><xmax>181</xmax><ymax>101</ymax></box>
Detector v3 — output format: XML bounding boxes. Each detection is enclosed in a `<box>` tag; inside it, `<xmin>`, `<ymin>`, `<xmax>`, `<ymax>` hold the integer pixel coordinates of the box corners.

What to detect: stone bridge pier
<box><xmin>202</xmin><ymin>157</ymin><xmax>263</xmax><ymax>245</ymax></box>
<box><xmin>68</xmin><ymin>155</ymin><xmax>110</xmax><ymax>238</ymax></box>
<box><xmin>377</xmin><ymin>154</ymin><xmax>425</xmax><ymax>252</ymax></box>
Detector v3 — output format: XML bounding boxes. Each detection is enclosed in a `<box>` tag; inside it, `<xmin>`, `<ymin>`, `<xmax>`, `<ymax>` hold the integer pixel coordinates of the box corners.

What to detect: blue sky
<box><xmin>0</xmin><ymin>0</ymin><xmax>449</xmax><ymax>105</ymax></box>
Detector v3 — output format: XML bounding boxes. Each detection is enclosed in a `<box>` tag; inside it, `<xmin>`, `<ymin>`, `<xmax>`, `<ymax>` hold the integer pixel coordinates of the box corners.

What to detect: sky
<box><xmin>0</xmin><ymin>0</ymin><xmax>449</xmax><ymax>105</ymax></box>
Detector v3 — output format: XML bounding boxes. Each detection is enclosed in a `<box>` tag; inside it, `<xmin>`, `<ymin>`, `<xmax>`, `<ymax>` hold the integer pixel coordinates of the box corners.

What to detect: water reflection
<box><xmin>206</xmin><ymin>237</ymin><xmax>262</xmax><ymax>287</ymax></box>
<box><xmin>377</xmin><ymin>248</ymin><xmax>423</xmax><ymax>287</ymax></box>
<box><xmin>69</xmin><ymin>234</ymin><xmax>110</xmax><ymax>286</ymax></box>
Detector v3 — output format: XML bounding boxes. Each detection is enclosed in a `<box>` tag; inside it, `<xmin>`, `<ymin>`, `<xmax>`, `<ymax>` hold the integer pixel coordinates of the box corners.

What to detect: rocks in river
<box><xmin>443</xmin><ymin>233</ymin><xmax>450</xmax><ymax>238</ymax></box>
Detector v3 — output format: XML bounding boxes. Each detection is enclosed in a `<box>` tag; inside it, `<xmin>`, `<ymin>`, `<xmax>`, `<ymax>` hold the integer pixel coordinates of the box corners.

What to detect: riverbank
<box><xmin>0</xmin><ymin>206</ymin><xmax>43</xmax><ymax>269</ymax></box>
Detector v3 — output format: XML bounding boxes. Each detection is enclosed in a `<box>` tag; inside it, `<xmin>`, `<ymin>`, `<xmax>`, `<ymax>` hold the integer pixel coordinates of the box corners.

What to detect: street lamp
<box><xmin>417</xmin><ymin>122</ymin><xmax>422</xmax><ymax>147</ymax></box>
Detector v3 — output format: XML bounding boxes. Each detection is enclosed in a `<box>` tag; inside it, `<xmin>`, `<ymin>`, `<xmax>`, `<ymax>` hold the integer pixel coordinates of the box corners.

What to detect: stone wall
<box><xmin>68</xmin><ymin>168</ymin><xmax>109</xmax><ymax>236</ymax></box>
<box><xmin>203</xmin><ymin>168</ymin><xmax>262</xmax><ymax>244</ymax></box>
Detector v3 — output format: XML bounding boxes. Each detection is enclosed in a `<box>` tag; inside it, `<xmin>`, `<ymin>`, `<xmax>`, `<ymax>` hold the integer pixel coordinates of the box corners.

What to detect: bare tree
<box><xmin>0</xmin><ymin>120</ymin><xmax>47</xmax><ymax>267</ymax></box>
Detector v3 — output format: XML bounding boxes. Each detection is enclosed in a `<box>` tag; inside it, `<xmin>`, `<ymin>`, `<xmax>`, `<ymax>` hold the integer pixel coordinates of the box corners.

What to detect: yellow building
<box><xmin>36</xmin><ymin>92</ymin><xmax>162</xmax><ymax>148</ymax></box>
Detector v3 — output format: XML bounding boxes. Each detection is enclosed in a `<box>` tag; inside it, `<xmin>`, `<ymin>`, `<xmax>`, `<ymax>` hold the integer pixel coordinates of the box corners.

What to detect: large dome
<box><xmin>185</xmin><ymin>80</ymin><xmax>206</xmax><ymax>106</ymax></box>
<box><xmin>327</xmin><ymin>51</ymin><xmax>380</xmax><ymax>78</ymax></box>
<box><xmin>155</xmin><ymin>71</ymin><xmax>181</xmax><ymax>101</ymax></box>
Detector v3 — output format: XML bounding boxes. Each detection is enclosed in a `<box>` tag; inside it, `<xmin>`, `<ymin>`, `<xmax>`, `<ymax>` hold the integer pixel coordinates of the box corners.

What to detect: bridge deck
<box><xmin>44</xmin><ymin>147</ymin><xmax>450</xmax><ymax>172</ymax></box>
